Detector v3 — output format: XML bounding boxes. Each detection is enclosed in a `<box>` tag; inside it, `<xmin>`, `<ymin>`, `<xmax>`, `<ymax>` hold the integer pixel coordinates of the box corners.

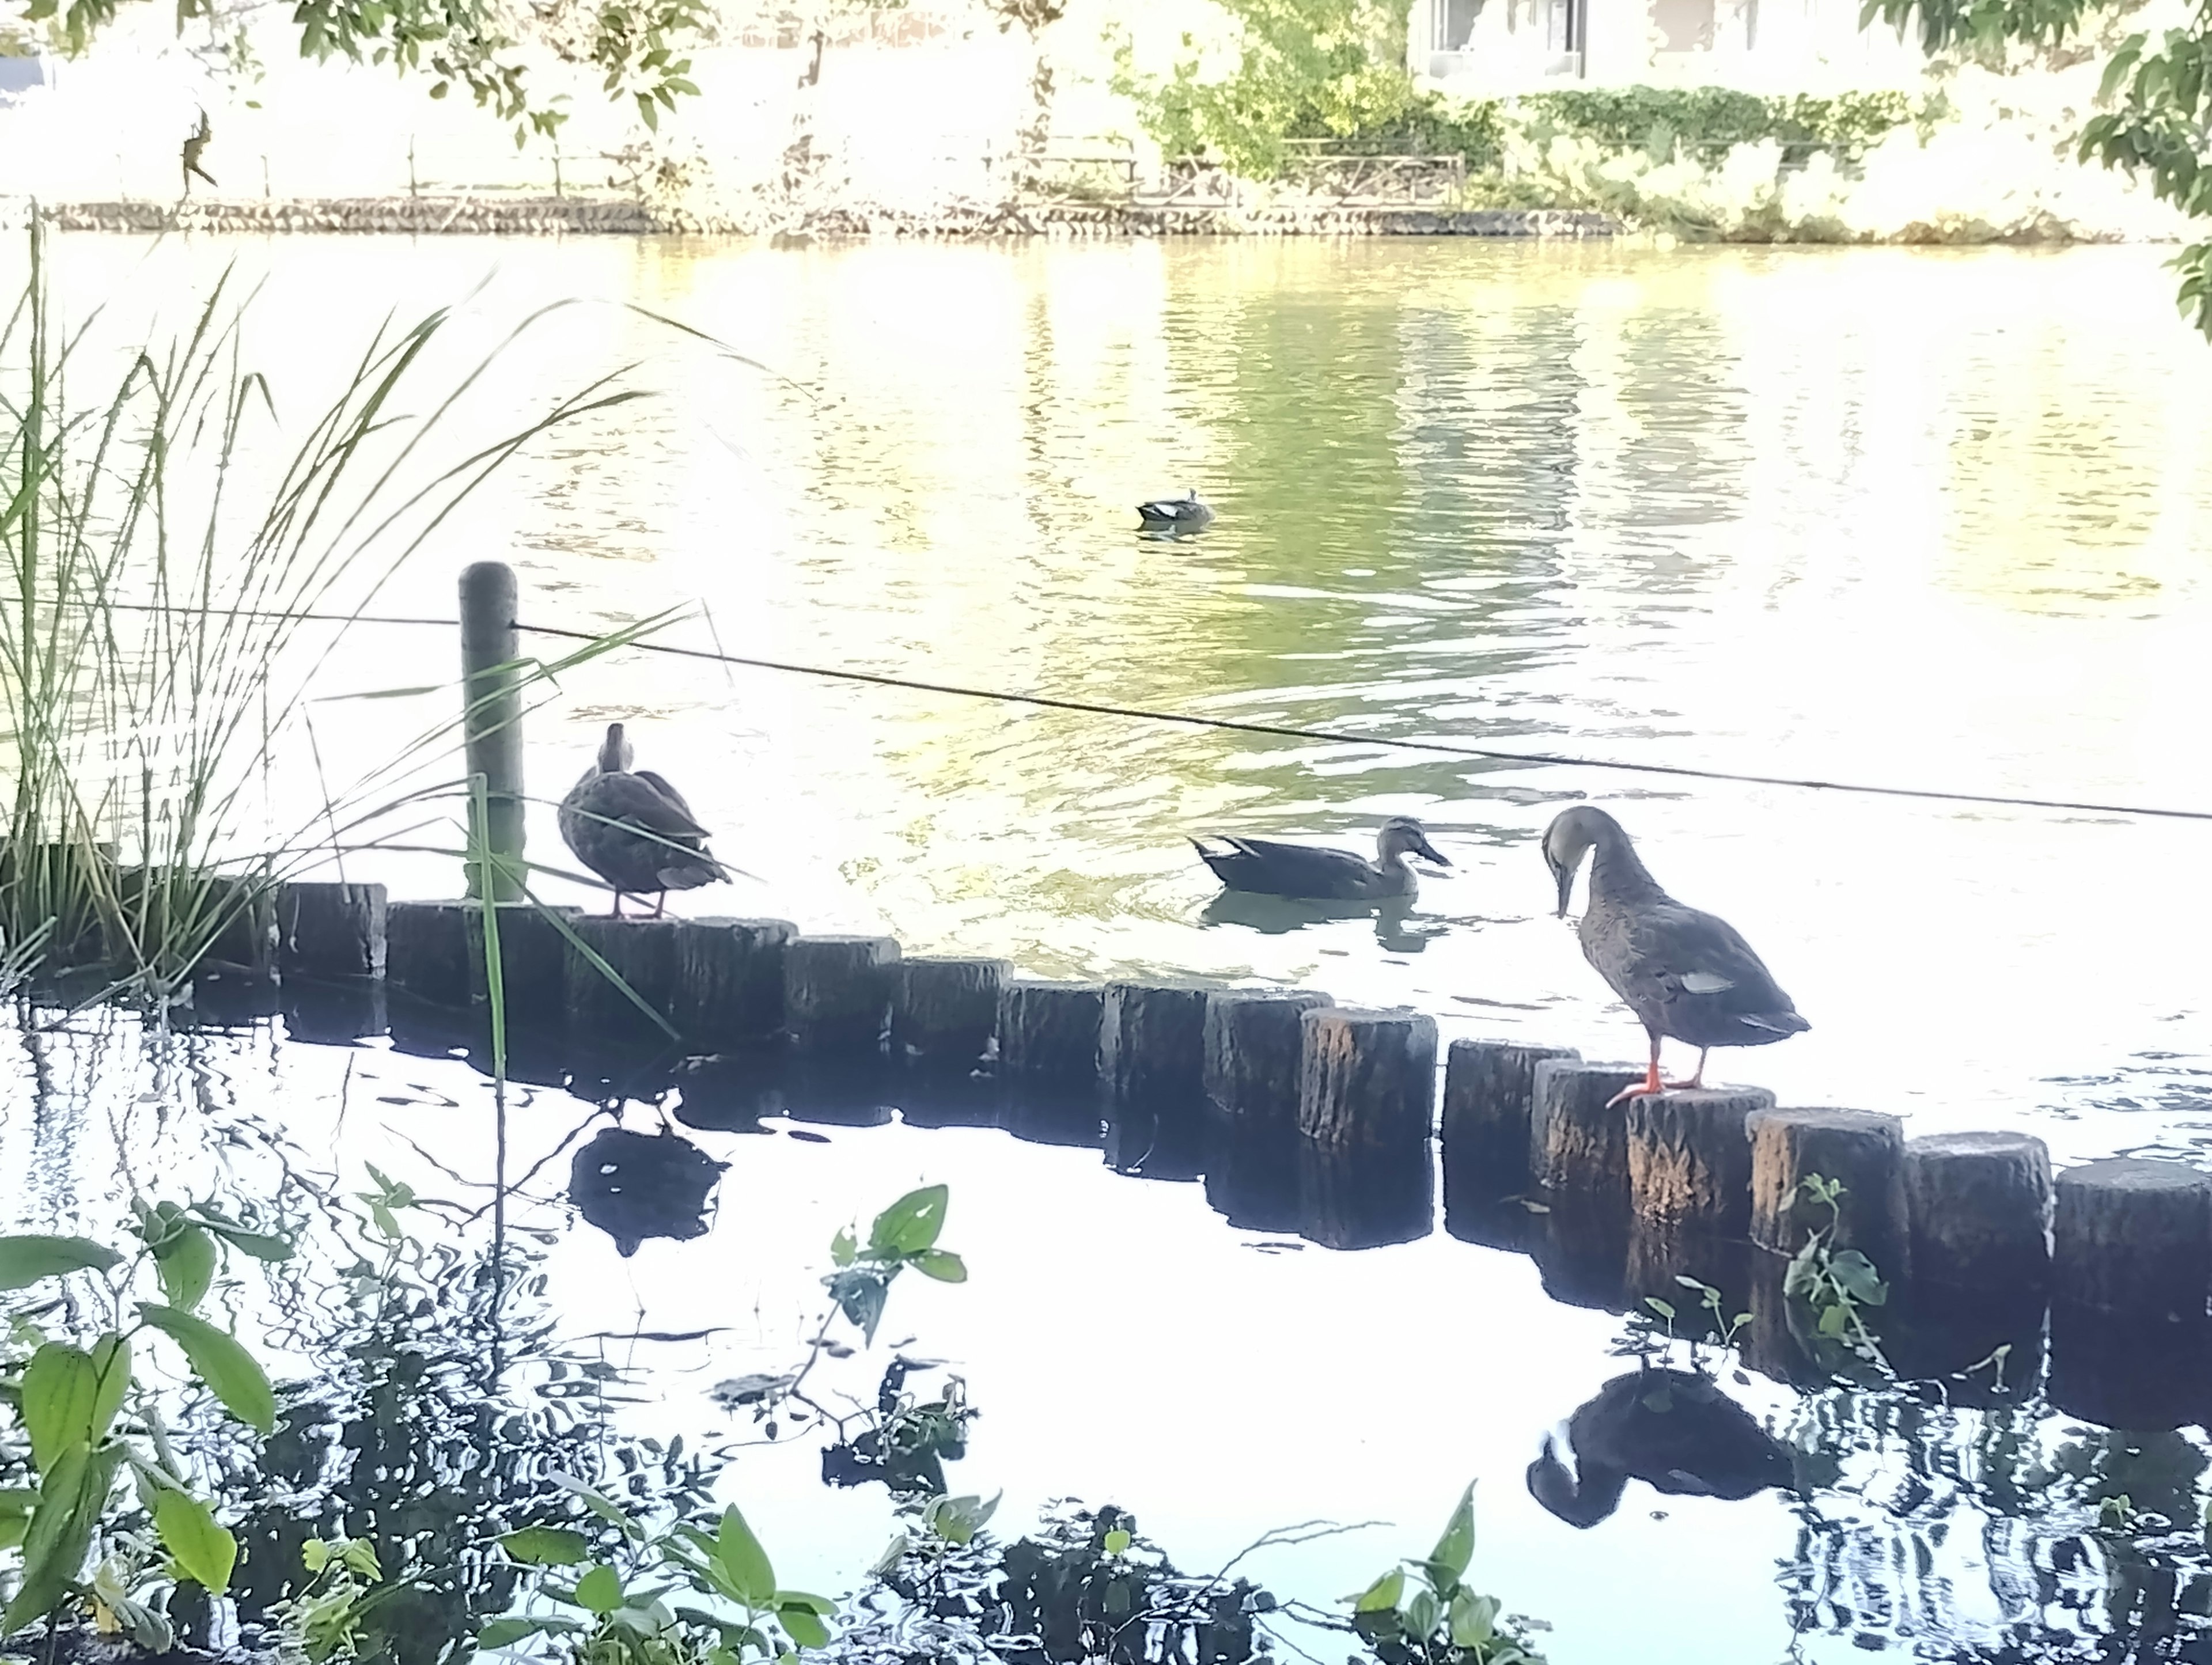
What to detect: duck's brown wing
<box><xmin>632</xmin><ymin>769</ymin><xmax>706</xmax><ymax>831</ymax></box>
<box><xmin>1612</xmin><ymin>900</ymin><xmax>1806</xmax><ymax>1048</ymax></box>
<box><xmin>1193</xmin><ymin>836</ymin><xmax>1372</xmax><ymax>900</ymax></box>
<box><xmin>588</xmin><ymin>772</ymin><xmax>709</xmax><ymax>842</ymax></box>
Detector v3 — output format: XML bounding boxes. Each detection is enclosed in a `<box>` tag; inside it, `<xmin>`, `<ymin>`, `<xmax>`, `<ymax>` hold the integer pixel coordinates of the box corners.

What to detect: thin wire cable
<box><xmin>86</xmin><ymin>598</ymin><xmax>2212</xmax><ymax>824</ymax></box>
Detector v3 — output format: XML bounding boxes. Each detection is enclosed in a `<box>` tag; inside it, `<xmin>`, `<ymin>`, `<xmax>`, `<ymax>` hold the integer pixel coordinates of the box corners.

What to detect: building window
<box><xmin>1433</xmin><ymin>0</ymin><xmax>1482</xmax><ymax>50</ymax></box>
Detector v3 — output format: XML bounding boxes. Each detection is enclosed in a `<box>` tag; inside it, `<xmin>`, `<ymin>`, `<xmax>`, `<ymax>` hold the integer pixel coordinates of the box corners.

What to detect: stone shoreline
<box><xmin>26</xmin><ymin>195</ymin><xmax>1622</xmax><ymax>239</ymax></box>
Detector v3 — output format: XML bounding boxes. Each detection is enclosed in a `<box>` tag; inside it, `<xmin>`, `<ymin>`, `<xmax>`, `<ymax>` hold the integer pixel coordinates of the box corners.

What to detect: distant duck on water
<box><xmin>1137</xmin><ymin>489</ymin><xmax>1213</xmax><ymax>532</ymax></box>
<box><xmin>558</xmin><ymin>722</ymin><xmax>729</xmax><ymax>917</ymax></box>
<box><xmin>1193</xmin><ymin>816</ymin><xmax>1449</xmax><ymax>902</ymax></box>
<box><xmin>1543</xmin><ymin>805</ymin><xmax>1808</xmax><ymax>1107</ymax></box>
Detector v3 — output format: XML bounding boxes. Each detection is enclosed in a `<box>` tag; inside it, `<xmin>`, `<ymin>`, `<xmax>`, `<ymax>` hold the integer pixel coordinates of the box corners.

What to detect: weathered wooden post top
<box><xmin>459</xmin><ymin>560</ymin><xmax>525</xmax><ymax>902</ymax></box>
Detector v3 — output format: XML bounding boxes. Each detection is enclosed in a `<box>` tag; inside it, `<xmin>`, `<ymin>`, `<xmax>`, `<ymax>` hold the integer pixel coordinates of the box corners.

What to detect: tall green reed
<box><xmin>0</xmin><ymin>220</ymin><xmax>654</xmax><ymax>1002</ymax></box>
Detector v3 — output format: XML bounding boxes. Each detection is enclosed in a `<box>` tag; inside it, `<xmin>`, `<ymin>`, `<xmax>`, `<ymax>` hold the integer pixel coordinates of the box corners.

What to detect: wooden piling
<box><xmin>1529</xmin><ymin>1060</ymin><xmax>1646</xmax><ymax>1204</ymax></box>
<box><xmin>276</xmin><ymin>881</ymin><xmax>388</xmax><ymax>978</ymax></box>
<box><xmin>1295</xmin><ymin>1006</ymin><xmax>1437</xmax><ymax>1150</ymax></box>
<box><xmin>563</xmin><ymin>916</ymin><xmax>685</xmax><ymax>1049</ymax></box>
<box><xmin>387</xmin><ymin>899</ymin><xmax>574</xmax><ymax>1021</ymax></box>
<box><xmin>783</xmin><ymin>935</ymin><xmax>900</xmax><ymax>1054</ymax></box>
<box><xmin>204</xmin><ymin>876</ymin><xmax>278</xmax><ymax>977</ymax></box>
<box><xmin>458</xmin><ymin>561</ymin><xmax>524</xmax><ymax>902</ymax></box>
<box><xmin>667</xmin><ymin>918</ymin><xmax>795</xmax><ymax>1049</ymax></box>
<box><xmin>1202</xmin><ymin>988</ymin><xmax>1333</xmax><ymax>1132</ymax></box>
<box><xmin>1748</xmin><ymin>1108</ymin><xmax>1906</xmax><ymax>1264</ymax></box>
<box><xmin>1203</xmin><ymin>1127</ymin><xmax>1303</xmax><ymax>1234</ymax></box>
<box><xmin>1626</xmin><ymin>1087</ymin><xmax>1774</xmax><ymax>1235</ymax></box>
<box><xmin>1100</xmin><ymin>980</ymin><xmax>1215</xmax><ymax>1103</ymax></box>
<box><xmin>997</xmin><ymin>978</ymin><xmax>1107</xmax><ymax>1082</ymax></box>
<box><xmin>2048</xmin><ymin>1297</ymin><xmax>2209</xmax><ymax>1431</ymax></box>
<box><xmin>2052</xmin><ymin>1157</ymin><xmax>2212</xmax><ymax>1321</ymax></box>
<box><xmin>1441</xmin><ymin>1040</ymin><xmax>1580</xmax><ymax>1211</ymax></box>
<box><xmin>892</xmin><ymin>956</ymin><xmax>1010</xmax><ymax>1070</ymax></box>
<box><xmin>1902</xmin><ymin>1131</ymin><xmax>2052</xmax><ymax>1292</ymax></box>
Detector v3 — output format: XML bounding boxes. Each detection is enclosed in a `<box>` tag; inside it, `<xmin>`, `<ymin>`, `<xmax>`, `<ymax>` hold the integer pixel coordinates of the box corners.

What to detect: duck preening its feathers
<box><xmin>558</xmin><ymin>722</ymin><xmax>729</xmax><ymax>916</ymax></box>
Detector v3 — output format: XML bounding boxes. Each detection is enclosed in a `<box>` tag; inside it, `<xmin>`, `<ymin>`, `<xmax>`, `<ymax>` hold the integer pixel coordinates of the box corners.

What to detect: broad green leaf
<box><xmin>1427</xmin><ymin>1483</ymin><xmax>1475</xmax><ymax>1589</ymax></box>
<box><xmin>153</xmin><ymin>1223</ymin><xmax>219</xmax><ymax>1313</ymax></box>
<box><xmin>1830</xmin><ymin>1250</ymin><xmax>1888</xmax><ymax>1306</ymax></box>
<box><xmin>1351</xmin><ymin>1567</ymin><xmax>1403</xmax><ymax>1614</ymax></box>
<box><xmin>1449</xmin><ymin>1589</ymin><xmax>1499</xmax><ymax>1648</ymax></box>
<box><xmin>1406</xmin><ymin>1587</ymin><xmax>1438</xmax><ymax>1639</ymax></box>
<box><xmin>154</xmin><ymin>1490</ymin><xmax>237</xmax><ymax>1594</ymax></box>
<box><xmin>824</xmin><ymin>1269</ymin><xmax>888</xmax><ymax>1345</ymax></box>
<box><xmin>1817</xmin><ymin>1301</ymin><xmax>1851</xmax><ymax>1339</ymax></box>
<box><xmin>574</xmin><ymin>1564</ymin><xmax>623</xmax><ymax>1615</ymax></box>
<box><xmin>479</xmin><ymin>1617</ymin><xmax>584</xmax><ymax>1649</ymax></box>
<box><xmin>501</xmin><ymin>1526</ymin><xmax>592</xmax><ymax>1565</ymax></box>
<box><xmin>912</xmin><ymin>1250</ymin><xmax>967</xmax><ymax>1283</ymax></box>
<box><xmin>868</xmin><ymin>1533</ymin><xmax>907</xmax><ymax>1578</ymax></box>
<box><xmin>713</xmin><ymin>1505</ymin><xmax>776</xmax><ymax>1606</ymax></box>
<box><xmin>829</xmin><ymin>1227</ymin><xmax>857</xmax><ymax>1268</ymax></box>
<box><xmin>5</xmin><ymin>1443</ymin><xmax>121</xmax><ymax>1633</ymax></box>
<box><xmin>1103</xmin><ymin>1528</ymin><xmax>1132</xmax><ymax>1555</ymax></box>
<box><xmin>868</xmin><ymin>1185</ymin><xmax>947</xmax><ymax>1256</ymax></box>
<box><xmin>22</xmin><ymin>1335</ymin><xmax>129</xmax><ymax>1474</ymax></box>
<box><xmin>137</xmin><ymin>1304</ymin><xmax>276</xmax><ymax>1433</ymax></box>
<box><xmin>778</xmin><ymin>1603</ymin><xmax>828</xmax><ymax>1649</ymax></box>
<box><xmin>772</xmin><ymin>1592</ymin><xmax>834</xmax><ymax>1615</ymax></box>
<box><xmin>0</xmin><ymin>1235</ymin><xmax>121</xmax><ymax>1291</ymax></box>
<box><xmin>196</xmin><ymin>1221</ymin><xmax>294</xmax><ymax>1262</ymax></box>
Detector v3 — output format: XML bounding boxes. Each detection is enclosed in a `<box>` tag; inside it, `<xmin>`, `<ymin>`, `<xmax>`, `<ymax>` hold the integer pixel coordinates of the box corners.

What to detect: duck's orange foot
<box><xmin>1606</xmin><ymin>1071</ymin><xmax>1666</xmax><ymax>1109</ymax></box>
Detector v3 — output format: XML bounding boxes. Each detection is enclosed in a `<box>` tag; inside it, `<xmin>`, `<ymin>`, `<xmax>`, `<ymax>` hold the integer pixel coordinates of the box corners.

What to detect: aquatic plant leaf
<box><xmin>913</xmin><ymin>1250</ymin><xmax>967</xmax><ymax>1283</ymax></box>
<box><xmin>501</xmin><ymin>1526</ymin><xmax>592</xmax><ymax>1565</ymax></box>
<box><xmin>479</xmin><ymin>1617</ymin><xmax>584</xmax><ymax>1649</ymax></box>
<box><xmin>1103</xmin><ymin>1528</ymin><xmax>1132</xmax><ymax>1555</ymax></box>
<box><xmin>713</xmin><ymin>1505</ymin><xmax>776</xmax><ymax>1606</ymax></box>
<box><xmin>830</xmin><ymin>1227</ymin><xmax>857</xmax><ymax>1268</ymax></box>
<box><xmin>778</xmin><ymin>1603</ymin><xmax>829</xmax><ymax>1649</ymax></box>
<box><xmin>868</xmin><ymin>1533</ymin><xmax>908</xmax><ymax>1578</ymax></box>
<box><xmin>774</xmin><ymin>1592</ymin><xmax>834</xmax><ymax>1615</ymax></box>
<box><xmin>1449</xmin><ymin>1588</ymin><xmax>1498</xmax><ymax>1648</ymax></box>
<box><xmin>1352</xmin><ymin>1568</ymin><xmax>1403</xmax><ymax>1613</ymax></box>
<box><xmin>22</xmin><ymin>1335</ymin><xmax>129</xmax><ymax>1474</ymax></box>
<box><xmin>574</xmin><ymin>1564</ymin><xmax>623</xmax><ymax>1615</ymax></box>
<box><xmin>152</xmin><ymin>1222</ymin><xmax>219</xmax><ymax>1313</ymax></box>
<box><xmin>5</xmin><ymin>1442</ymin><xmax>121</xmax><ymax>1633</ymax></box>
<box><xmin>1828</xmin><ymin>1250</ymin><xmax>1888</xmax><ymax>1306</ymax></box>
<box><xmin>1427</xmin><ymin>1482</ymin><xmax>1475</xmax><ymax>1590</ymax></box>
<box><xmin>825</xmin><ymin>1270</ymin><xmax>888</xmax><ymax>1344</ymax></box>
<box><xmin>0</xmin><ymin>1235</ymin><xmax>121</xmax><ymax>1290</ymax></box>
<box><xmin>1405</xmin><ymin>1587</ymin><xmax>1438</xmax><ymax>1637</ymax></box>
<box><xmin>137</xmin><ymin>1304</ymin><xmax>275</xmax><ymax>1433</ymax></box>
<box><xmin>194</xmin><ymin>1219</ymin><xmax>294</xmax><ymax>1262</ymax></box>
<box><xmin>869</xmin><ymin>1185</ymin><xmax>948</xmax><ymax>1256</ymax></box>
<box><xmin>1816</xmin><ymin>1302</ymin><xmax>1851</xmax><ymax>1339</ymax></box>
<box><xmin>155</xmin><ymin>1489</ymin><xmax>237</xmax><ymax>1594</ymax></box>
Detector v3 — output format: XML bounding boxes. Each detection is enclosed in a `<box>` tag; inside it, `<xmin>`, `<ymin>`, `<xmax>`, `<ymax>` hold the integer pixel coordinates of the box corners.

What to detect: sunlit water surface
<box><xmin>6</xmin><ymin>233</ymin><xmax>2212</xmax><ymax>1662</ymax></box>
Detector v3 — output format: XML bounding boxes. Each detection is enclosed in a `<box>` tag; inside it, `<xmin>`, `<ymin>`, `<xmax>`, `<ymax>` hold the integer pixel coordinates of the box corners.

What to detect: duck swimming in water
<box><xmin>1543</xmin><ymin>805</ymin><xmax>1808</xmax><ymax>1107</ymax></box>
<box><xmin>1193</xmin><ymin>816</ymin><xmax>1449</xmax><ymax>902</ymax></box>
<box><xmin>1137</xmin><ymin>490</ymin><xmax>1213</xmax><ymax>532</ymax></box>
<box><xmin>558</xmin><ymin>722</ymin><xmax>728</xmax><ymax>917</ymax></box>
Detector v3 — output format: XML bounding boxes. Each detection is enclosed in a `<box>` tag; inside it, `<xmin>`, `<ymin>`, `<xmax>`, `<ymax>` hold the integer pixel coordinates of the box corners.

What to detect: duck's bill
<box><xmin>1551</xmin><ymin>862</ymin><xmax>1573</xmax><ymax>917</ymax></box>
<box><xmin>1414</xmin><ymin>840</ymin><xmax>1452</xmax><ymax>868</ymax></box>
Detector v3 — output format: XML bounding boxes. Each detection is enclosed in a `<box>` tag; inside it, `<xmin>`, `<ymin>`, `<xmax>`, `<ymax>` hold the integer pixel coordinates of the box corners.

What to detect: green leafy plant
<box><xmin>0</xmin><ymin>1206</ymin><xmax>290</xmax><ymax>1640</ymax></box>
<box><xmin>1641</xmin><ymin>1273</ymin><xmax>1751</xmax><ymax>1351</ymax></box>
<box><xmin>1346</xmin><ymin>1485</ymin><xmax>1543</xmax><ymax>1664</ymax></box>
<box><xmin>823</xmin><ymin>1184</ymin><xmax>965</xmax><ymax>1347</ymax></box>
<box><xmin>1522</xmin><ymin>87</ymin><xmax>1915</xmax><ymax>162</ymax></box>
<box><xmin>1782</xmin><ymin>1174</ymin><xmax>1891</xmax><ymax>1370</ymax></box>
<box><xmin>272</xmin><ymin>1537</ymin><xmax>388</xmax><ymax>1663</ymax></box>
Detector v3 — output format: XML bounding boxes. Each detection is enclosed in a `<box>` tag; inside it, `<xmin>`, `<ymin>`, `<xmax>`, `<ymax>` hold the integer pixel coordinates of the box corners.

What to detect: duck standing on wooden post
<box><xmin>1542</xmin><ymin>805</ymin><xmax>1807</xmax><ymax>1107</ymax></box>
<box><xmin>1192</xmin><ymin>816</ymin><xmax>1449</xmax><ymax>901</ymax></box>
<box><xmin>558</xmin><ymin>722</ymin><xmax>728</xmax><ymax>917</ymax></box>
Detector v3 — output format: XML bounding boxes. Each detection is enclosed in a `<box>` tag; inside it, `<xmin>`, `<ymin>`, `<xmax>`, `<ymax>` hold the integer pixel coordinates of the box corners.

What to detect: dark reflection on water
<box><xmin>10</xmin><ymin>1002</ymin><xmax>2212</xmax><ymax>1663</ymax></box>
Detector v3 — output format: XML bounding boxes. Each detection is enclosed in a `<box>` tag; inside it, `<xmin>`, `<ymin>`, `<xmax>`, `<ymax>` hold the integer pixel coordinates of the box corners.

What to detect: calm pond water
<box><xmin>9</xmin><ymin>232</ymin><xmax>2212</xmax><ymax>1662</ymax></box>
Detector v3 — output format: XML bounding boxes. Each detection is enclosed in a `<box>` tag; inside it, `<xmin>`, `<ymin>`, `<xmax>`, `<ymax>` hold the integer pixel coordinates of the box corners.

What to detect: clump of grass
<box><xmin>0</xmin><ymin>221</ymin><xmax>651</xmax><ymax>1004</ymax></box>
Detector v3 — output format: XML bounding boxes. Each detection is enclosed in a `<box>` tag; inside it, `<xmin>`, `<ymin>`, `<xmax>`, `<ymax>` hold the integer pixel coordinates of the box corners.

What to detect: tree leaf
<box><xmin>548</xmin><ymin>1472</ymin><xmax>642</xmax><ymax>1539</ymax></box>
<box><xmin>829</xmin><ymin>1227</ymin><xmax>857</xmax><ymax>1268</ymax></box>
<box><xmin>1427</xmin><ymin>1482</ymin><xmax>1475</xmax><ymax>1590</ymax></box>
<box><xmin>778</xmin><ymin>1603</ymin><xmax>829</xmax><ymax>1649</ymax></box>
<box><xmin>868</xmin><ymin>1185</ymin><xmax>947</xmax><ymax>1256</ymax></box>
<box><xmin>0</xmin><ymin>1235</ymin><xmax>121</xmax><ymax>1291</ymax></box>
<box><xmin>824</xmin><ymin>1270</ymin><xmax>888</xmax><ymax>1345</ymax></box>
<box><xmin>22</xmin><ymin>1336</ymin><xmax>130</xmax><ymax>1475</ymax></box>
<box><xmin>501</xmin><ymin>1526</ymin><xmax>592</xmax><ymax>1565</ymax></box>
<box><xmin>1352</xmin><ymin>1567</ymin><xmax>1403</xmax><ymax>1613</ymax></box>
<box><xmin>154</xmin><ymin>1490</ymin><xmax>237</xmax><ymax>1594</ymax></box>
<box><xmin>912</xmin><ymin>1250</ymin><xmax>967</xmax><ymax>1283</ymax></box>
<box><xmin>197</xmin><ymin>1222</ymin><xmax>294</xmax><ymax>1262</ymax></box>
<box><xmin>479</xmin><ymin>1617</ymin><xmax>584</xmax><ymax>1649</ymax></box>
<box><xmin>1450</xmin><ymin>1588</ymin><xmax>1499</xmax><ymax>1648</ymax></box>
<box><xmin>713</xmin><ymin>1505</ymin><xmax>776</xmax><ymax>1606</ymax></box>
<box><xmin>137</xmin><ymin>1304</ymin><xmax>275</xmax><ymax>1433</ymax></box>
<box><xmin>153</xmin><ymin>1223</ymin><xmax>219</xmax><ymax>1313</ymax></box>
<box><xmin>574</xmin><ymin>1564</ymin><xmax>623</xmax><ymax>1615</ymax></box>
<box><xmin>5</xmin><ymin>1443</ymin><xmax>120</xmax><ymax>1633</ymax></box>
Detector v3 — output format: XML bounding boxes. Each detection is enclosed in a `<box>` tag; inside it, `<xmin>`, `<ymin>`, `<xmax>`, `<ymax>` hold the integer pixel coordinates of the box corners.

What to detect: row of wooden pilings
<box><xmin>231</xmin><ymin>875</ymin><xmax>2212</xmax><ymax>1428</ymax></box>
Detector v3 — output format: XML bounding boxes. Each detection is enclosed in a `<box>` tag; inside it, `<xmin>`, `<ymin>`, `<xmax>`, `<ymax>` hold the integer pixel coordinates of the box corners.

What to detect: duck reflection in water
<box><xmin>569</xmin><ymin>1125</ymin><xmax>729</xmax><ymax>1257</ymax></box>
<box><xmin>1527</xmin><ymin>1368</ymin><xmax>1795</xmax><ymax>1529</ymax></box>
<box><xmin>1198</xmin><ymin>890</ymin><xmax>1448</xmax><ymax>954</ymax></box>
